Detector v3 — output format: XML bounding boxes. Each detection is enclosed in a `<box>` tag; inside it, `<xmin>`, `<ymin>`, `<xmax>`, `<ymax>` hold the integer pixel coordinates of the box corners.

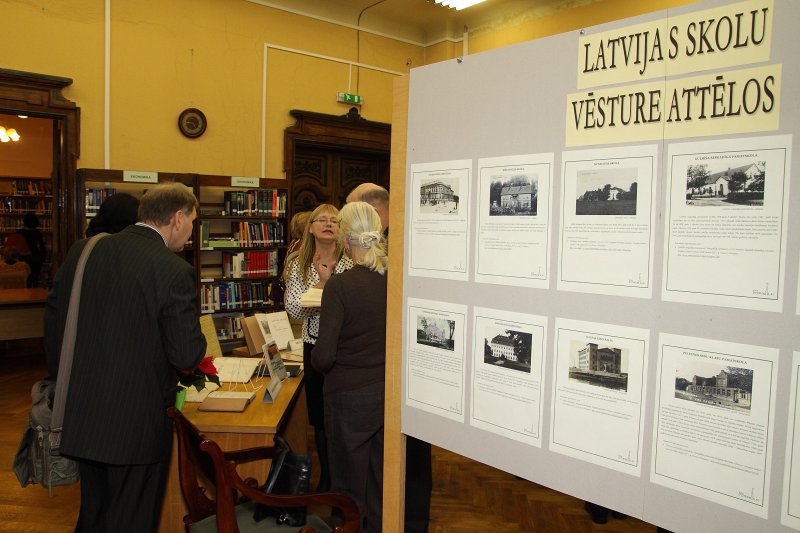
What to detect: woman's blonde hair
<box><xmin>289</xmin><ymin>211</ymin><xmax>312</xmax><ymax>241</ymax></box>
<box><xmin>291</xmin><ymin>204</ymin><xmax>344</xmax><ymax>285</ymax></box>
<box><xmin>338</xmin><ymin>201</ymin><xmax>387</xmax><ymax>275</ymax></box>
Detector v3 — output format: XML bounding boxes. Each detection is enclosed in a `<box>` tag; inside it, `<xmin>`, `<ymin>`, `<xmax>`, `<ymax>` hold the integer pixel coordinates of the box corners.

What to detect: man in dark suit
<box><xmin>44</xmin><ymin>182</ymin><xmax>207</xmax><ymax>533</ymax></box>
<box><xmin>347</xmin><ymin>182</ymin><xmax>432</xmax><ymax>533</ymax></box>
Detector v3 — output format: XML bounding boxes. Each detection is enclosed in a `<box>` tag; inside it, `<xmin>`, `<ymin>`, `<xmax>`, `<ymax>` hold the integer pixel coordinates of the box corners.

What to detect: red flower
<box><xmin>178</xmin><ymin>356</ymin><xmax>221</xmax><ymax>392</ymax></box>
<box><xmin>197</xmin><ymin>356</ymin><xmax>218</xmax><ymax>377</ymax></box>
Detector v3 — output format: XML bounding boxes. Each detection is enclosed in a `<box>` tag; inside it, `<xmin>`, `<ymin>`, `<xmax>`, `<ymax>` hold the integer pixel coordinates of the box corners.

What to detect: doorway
<box><xmin>0</xmin><ymin>113</ymin><xmax>56</xmax><ymax>287</ymax></box>
<box><xmin>0</xmin><ymin>69</ymin><xmax>81</xmax><ymax>280</ymax></box>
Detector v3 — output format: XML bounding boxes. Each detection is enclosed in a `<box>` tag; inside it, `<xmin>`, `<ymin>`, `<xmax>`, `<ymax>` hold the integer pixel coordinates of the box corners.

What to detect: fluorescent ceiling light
<box><xmin>433</xmin><ymin>0</ymin><xmax>486</xmax><ymax>11</ymax></box>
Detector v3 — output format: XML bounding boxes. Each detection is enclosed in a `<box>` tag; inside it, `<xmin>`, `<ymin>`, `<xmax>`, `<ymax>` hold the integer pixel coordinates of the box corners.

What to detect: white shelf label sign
<box><xmin>231</xmin><ymin>176</ymin><xmax>259</xmax><ymax>187</ymax></box>
<box><xmin>123</xmin><ymin>170</ymin><xmax>158</xmax><ymax>183</ymax></box>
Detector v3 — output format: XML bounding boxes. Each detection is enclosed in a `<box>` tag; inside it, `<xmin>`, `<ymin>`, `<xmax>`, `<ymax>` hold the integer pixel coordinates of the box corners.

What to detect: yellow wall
<box><xmin>3</xmin><ymin>0</ymin><xmax>699</xmax><ymax>181</ymax></box>
<box><xmin>3</xmin><ymin>0</ymin><xmax>420</xmax><ymax>179</ymax></box>
<box><xmin>4</xmin><ymin>0</ymin><xmax>105</xmax><ymax>172</ymax></box>
<box><xmin>424</xmin><ymin>40</ymin><xmax>464</xmax><ymax>66</ymax></box>
<box><xmin>468</xmin><ymin>0</ymin><xmax>702</xmax><ymax>53</ymax></box>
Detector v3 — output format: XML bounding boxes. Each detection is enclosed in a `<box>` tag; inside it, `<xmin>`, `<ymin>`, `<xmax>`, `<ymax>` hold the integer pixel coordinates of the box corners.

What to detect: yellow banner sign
<box><xmin>566</xmin><ymin>64</ymin><xmax>781</xmax><ymax>146</ymax></box>
<box><xmin>577</xmin><ymin>0</ymin><xmax>773</xmax><ymax>89</ymax></box>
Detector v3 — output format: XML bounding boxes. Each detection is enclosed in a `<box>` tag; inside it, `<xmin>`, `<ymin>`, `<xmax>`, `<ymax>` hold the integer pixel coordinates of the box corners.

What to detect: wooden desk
<box><xmin>0</xmin><ymin>288</ymin><xmax>48</xmax><ymax>341</ymax></box>
<box><xmin>158</xmin><ymin>375</ymin><xmax>308</xmax><ymax>533</ymax></box>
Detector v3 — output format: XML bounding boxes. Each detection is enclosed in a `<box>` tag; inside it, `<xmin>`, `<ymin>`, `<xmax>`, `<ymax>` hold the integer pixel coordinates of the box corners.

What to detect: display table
<box><xmin>0</xmin><ymin>288</ymin><xmax>48</xmax><ymax>341</ymax></box>
<box><xmin>158</xmin><ymin>375</ymin><xmax>308</xmax><ymax>533</ymax></box>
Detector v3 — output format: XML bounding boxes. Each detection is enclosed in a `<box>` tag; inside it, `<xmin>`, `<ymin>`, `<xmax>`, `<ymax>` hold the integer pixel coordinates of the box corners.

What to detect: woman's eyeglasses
<box><xmin>312</xmin><ymin>217</ymin><xmax>338</xmax><ymax>225</ymax></box>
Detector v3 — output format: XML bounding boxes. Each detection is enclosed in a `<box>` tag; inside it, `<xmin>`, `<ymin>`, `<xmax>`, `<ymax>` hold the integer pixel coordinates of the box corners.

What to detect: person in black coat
<box><xmin>44</xmin><ymin>182</ymin><xmax>206</xmax><ymax>533</ymax></box>
<box><xmin>85</xmin><ymin>192</ymin><xmax>140</xmax><ymax>237</ymax></box>
<box><xmin>347</xmin><ymin>183</ymin><xmax>432</xmax><ymax>533</ymax></box>
<box><xmin>313</xmin><ymin>201</ymin><xmax>388</xmax><ymax>533</ymax></box>
<box><xmin>16</xmin><ymin>213</ymin><xmax>46</xmax><ymax>286</ymax></box>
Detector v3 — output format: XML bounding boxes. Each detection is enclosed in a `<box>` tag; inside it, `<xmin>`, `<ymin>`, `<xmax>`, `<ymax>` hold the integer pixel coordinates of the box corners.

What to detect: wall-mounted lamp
<box><xmin>432</xmin><ymin>0</ymin><xmax>486</xmax><ymax>11</ymax></box>
<box><xmin>0</xmin><ymin>126</ymin><xmax>21</xmax><ymax>143</ymax></box>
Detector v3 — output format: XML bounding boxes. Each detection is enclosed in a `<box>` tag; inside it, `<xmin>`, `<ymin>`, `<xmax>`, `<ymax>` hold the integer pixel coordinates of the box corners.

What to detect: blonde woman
<box><xmin>284</xmin><ymin>203</ymin><xmax>353</xmax><ymax>492</ymax></box>
<box><xmin>312</xmin><ymin>201</ymin><xmax>388</xmax><ymax>533</ymax></box>
<box><xmin>282</xmin><ymin>211</ymin><xmax>311</xmax><ymax>281</ymax></box>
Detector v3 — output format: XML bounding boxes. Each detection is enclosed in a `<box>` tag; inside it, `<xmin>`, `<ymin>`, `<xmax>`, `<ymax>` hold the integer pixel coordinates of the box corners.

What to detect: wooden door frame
<box><xmin>0</xmin><ymin>68</ymin><xmax>80</xmax><ymax>266</ymax></box>
<box><xmin>284</xmin><ymin>108</ymin><xmax>391</xmax><ymax>211</ymax></box>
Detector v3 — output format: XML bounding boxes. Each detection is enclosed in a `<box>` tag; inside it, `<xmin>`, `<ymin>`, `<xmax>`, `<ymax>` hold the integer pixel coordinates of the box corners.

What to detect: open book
<box><xmin>242</xmin><ymin>311</ymin><xmax>299</xmax><ymax>355</ymax></box>
<box><xmin>299</xmin><ymin>288</ymin><xmax>323</xmax><ymax>308</ymax></box>
<box><xmin>213</xmin><ymin>357</ymin><xmax>261</xmax><ymax>383</ymax></box>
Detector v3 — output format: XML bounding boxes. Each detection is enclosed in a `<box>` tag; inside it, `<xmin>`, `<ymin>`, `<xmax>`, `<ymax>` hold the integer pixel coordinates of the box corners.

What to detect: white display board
<box><xmin>401</xmin><ymin>1</ymin><xmax>800</xmax><ymax>531</ymax></box>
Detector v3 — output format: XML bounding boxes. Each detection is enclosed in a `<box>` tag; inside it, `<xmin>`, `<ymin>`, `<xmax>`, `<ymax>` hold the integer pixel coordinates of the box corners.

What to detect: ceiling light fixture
<box><xmin>433</xmin><ymin>0</ymin><xmax>486</xmax><ymax>11</ymax></box>
<box><xmin>0</xmin><ymin>126</ymin><xmax>21</xmax><ymax>143</ymax></box>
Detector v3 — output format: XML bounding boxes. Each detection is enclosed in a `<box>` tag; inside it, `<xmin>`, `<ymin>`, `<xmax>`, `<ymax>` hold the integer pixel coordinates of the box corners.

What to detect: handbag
<box><xmin>13</xmin><ymin>379</ymin><xmax>79</xmax><ymax>490</ymax></box>
<box><xmin>252</xmin><ymin>435</ymin><xmax>312</xmax><ymax>526</ymax></box>
<box><xmin>13</xmin><ymin>233</ymin><xmax>108</xmax><ymax>492</ymax></box>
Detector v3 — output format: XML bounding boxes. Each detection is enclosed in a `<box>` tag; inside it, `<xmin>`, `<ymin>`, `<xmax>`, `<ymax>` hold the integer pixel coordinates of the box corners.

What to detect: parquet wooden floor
<box><xmin>427</xmin><ymin>447</ymin><xmax>658</xmax><ymax>533</ymax></box>
<box><xmin>1</xmin><ymin>344</ymin><xmax>660</xmax><ymax>532</ymax></box>
<box><xmin>0</xmin><ymin>343</ymin><xmax>80</xmax><ymax>533</ymax></box>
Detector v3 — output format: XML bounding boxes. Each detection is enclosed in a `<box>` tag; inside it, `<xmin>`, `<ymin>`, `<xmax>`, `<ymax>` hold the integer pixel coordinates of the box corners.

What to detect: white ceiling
<box><xmin>246</xmin><ymin>0</ymin><xmax>598</xmax><ymax>45</ymax></box>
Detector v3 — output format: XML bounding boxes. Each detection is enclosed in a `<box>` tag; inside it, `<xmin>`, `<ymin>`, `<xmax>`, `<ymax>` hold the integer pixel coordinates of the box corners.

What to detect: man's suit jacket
<box><xmin>44</xmin><ymin>225</ymin><xmax>206</xmax><ymax>465</ymax></box>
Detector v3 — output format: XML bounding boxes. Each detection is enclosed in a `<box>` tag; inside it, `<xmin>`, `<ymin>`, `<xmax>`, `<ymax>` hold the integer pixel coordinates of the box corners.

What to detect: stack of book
<box><xmin>200</xmin><ymin>279</ymin><xmax>275</xmax><ymax>312</ymax></box>
<box><xmin>221</xmin><ymin>250</ymin><xmax>279</xmax><ymax>278</ymax></box>
<box><xmin>223</xmin><ymin>189</ymin><xmax>287</xmax><ymax>217</ymax></box>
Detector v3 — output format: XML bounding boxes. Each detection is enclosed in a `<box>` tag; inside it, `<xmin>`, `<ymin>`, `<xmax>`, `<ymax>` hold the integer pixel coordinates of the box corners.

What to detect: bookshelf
<box><xmin>195</xmin><ymin>175</ymin><xmax>288</xmax><ymax>351</ymax></box>
<box><xmin>78</xmin><ymin>169</ymin><xmax>289</xmax><ymax>352</ymax></box>
<box><xmin>0</xmin><ymin>175</ymin><xmax>54</xmax><ymax>286</ymax></box>
<box><xmin>79</xmin><ymin>168</ymin><xmax>197</xmax><ymax>261</ymax></box>
<box><xmin>80</xmin><ymin>168</ymin><xmax>195</xmax><ymax>223</ymax></box>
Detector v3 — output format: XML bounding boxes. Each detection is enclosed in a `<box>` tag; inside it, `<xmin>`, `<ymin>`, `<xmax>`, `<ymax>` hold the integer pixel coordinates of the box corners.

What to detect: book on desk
<box><xmin>198</xmin><ymin>390</ymin><xmax>255</xmax><ymax>412</ymax></box>
<box><xmin>194</xmin><ymin>314</ymin><xmax>302</xmax><ymax>411</ymax></box>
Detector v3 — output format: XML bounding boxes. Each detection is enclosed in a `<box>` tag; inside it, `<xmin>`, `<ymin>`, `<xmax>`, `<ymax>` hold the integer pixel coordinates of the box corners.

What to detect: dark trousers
<box><xmin>404</xmin><ymin>436</ymin><xmax>432</xmax><ymax>533</ymax></box>
<box><xmin>303</xmin><ymin>342</ymin><xmax>325</xmax><ymax>428</ymax></box>
<box><xmin>75</xmin><ymin>457</ymin><xmax>170</xmax><ymax>533</ymax></box>
<box><xmin>325</xmin><ymin>382</ymin><xmax>385</xmax><ymax>533</ymax></box>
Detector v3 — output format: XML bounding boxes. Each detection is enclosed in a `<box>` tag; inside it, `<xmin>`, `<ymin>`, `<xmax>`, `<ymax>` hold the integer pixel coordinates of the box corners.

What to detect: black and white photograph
<box><xmin>482</xmin><ymin>326</ymin><xmax>532</xmax><ymax>373</ymax></box>
<box><xmin>419</xmin><ymin>177</ymin><xmax>459</xmax><ymax>214</ymax></box>
<box><xmin>559</xmin><ymin>147</ymin><xmax>656</xmax><ymax>298</ymax></box>
<box><xmin>416</xmin><ymin>315</ymin><xmax>456</xmax><ymax>351</ymax></box>
<box><xmin>663</xmin><ymin>137</ymin><xmax>790</xmax><ymax>312</ymax></box>
<box><xmin>568</xmin><ymin>340</ymin><xmax>629</xmax><ymax>391</ymax></box>
<box><xmin>684</xmin><ymin>159</ymin><xmax>765</xmax><ymax>207</ymax></box>
<box><xmin>488</xmin><ymin>174</ymin><xmax>538</xmax><ymax>216</ymax></box>
<box><xmin>575</xmin><ymin>167</ymin><xmax>638</xmax><ymax>215</ymax></box>
<box><xmin>552</xmin><ymin>320</ymin><xmax>648</xmax><ymax>476</ymax></box>
<box><xmin>674</xmin><ymin>360</ymin><xmax>753</xmax><ymax>413</ymax></box>
<box><xmin>407</xmin><ymin>299</ymin><xmax>466</xmax><ymax>423</ymax></box>
<box><xmin>409</xmin><ymin>161</ymin><xmax>470</xmax><ymax>281</ymax></box>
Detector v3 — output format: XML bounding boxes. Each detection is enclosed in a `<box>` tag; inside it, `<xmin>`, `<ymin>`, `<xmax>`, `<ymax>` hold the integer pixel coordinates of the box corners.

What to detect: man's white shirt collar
<box><xmin>135</xmin><ymin>222</ymin><xmax>168</xmax><ymax>247</ymax></box>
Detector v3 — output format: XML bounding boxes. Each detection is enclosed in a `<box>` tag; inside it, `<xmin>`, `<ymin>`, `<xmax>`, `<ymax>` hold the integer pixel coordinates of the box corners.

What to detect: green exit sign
<box><xmin>337</xmin><ymin>92</ymin><xmax>363</xmax><ymax>105</ymax></box>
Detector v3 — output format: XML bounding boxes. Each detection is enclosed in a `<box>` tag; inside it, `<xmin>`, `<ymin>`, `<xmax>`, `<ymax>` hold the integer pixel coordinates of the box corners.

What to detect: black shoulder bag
<box><xmin>13</xmin><ymin>233</ymin><xmax>108</xmax><ymax>492</ymax></box>
<box><xmin>252</xmin><ymin>434</ymin><xmax>312</xmax><ymax>526</ymax></box>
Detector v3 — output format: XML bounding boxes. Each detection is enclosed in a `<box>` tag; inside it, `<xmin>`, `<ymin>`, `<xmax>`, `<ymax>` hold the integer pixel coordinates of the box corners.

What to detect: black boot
<box><xmin>584</xmin><ymin>502</ymin><xmax>609</xmax><ymax>525</ymax></box>
<box><xmin>314</xmin><ymin>428</ymin><xmax>330</xmax><ymax>492</ymax></box>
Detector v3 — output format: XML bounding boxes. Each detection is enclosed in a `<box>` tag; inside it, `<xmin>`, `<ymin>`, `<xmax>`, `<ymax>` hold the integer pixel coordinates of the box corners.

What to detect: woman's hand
<box><xmin>313</xmin><ymin>252</ymin><xmax>333</xmax><ymax>288</ymax></box>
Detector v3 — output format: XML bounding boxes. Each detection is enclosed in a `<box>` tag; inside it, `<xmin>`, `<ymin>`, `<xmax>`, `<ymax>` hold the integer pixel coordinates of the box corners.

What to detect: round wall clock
<box><xmin>178</xmin><ymin>108</ymin><xmax>207</xmax><ymax>138</ymax></box>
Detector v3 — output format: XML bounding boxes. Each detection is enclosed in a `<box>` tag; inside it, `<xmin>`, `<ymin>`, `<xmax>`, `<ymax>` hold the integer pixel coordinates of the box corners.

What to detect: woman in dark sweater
<box><xmin>16</xmin><ymin>213</ymin><xmax>46</xmax><ymax>287</ymax></box>
<box><xmin>312</xmin><ymin>201</ymin><xmax>388</xmax><ymax>533</ymax></box>
<box><xmin>85</xmin><ymin>192</ymin><xmax>139</xmax><ymax>237</ymax></box>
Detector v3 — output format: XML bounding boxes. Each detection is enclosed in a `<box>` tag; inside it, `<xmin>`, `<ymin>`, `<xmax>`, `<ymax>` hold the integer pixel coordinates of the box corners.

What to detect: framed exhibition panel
<box><xmin>392</xmin><ymin>1</ymin><xmax>800</xmax><ymax>531</ymax></box>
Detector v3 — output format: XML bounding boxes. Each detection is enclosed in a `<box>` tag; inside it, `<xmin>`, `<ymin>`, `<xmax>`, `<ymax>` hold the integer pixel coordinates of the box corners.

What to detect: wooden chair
<box><xmin>166</xmin><ymin>407</ymin><xmax>361</xmax><ymax>533</ymax></box>
<box><xmin>0</xmin><ymin>269</ymin><xmax>27</xmax><ymax>289</ymax></box>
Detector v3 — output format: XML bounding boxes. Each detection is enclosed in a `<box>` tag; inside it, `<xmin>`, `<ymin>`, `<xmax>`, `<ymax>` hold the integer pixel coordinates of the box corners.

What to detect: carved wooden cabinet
<box><xmin>284</xmin><ymin>108</ymin><xmax>391</xmax><ymax>213</ymax></box>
